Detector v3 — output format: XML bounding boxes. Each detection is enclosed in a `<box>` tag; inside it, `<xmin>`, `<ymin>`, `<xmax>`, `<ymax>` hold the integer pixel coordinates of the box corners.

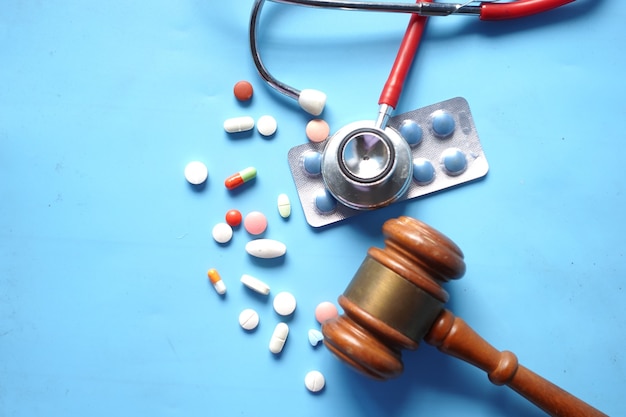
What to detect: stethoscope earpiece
<box><xmin>298</xmin><ymin>89</ymin><xmax>327</xmax><ymax>116</ymax></box>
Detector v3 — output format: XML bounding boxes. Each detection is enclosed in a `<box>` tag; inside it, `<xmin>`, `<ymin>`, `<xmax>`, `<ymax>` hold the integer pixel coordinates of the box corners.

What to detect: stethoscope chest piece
<box><xmin>287</xmin><ymin>97</ymin><xmax>489</xmax><ymax>228</ymax></box>
<box><xmin>321</xmin><ymin>121</ymin><xmax>412</xmax><ymax>210</ymax></box>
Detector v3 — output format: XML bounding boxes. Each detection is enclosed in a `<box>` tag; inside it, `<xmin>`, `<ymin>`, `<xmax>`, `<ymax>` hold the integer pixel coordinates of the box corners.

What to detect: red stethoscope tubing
<box><xmin>379</xmin><ymin>0</ymin><xmax>575</xmax><ymax>109</ymax></box>
<box><xmin>379</xmin><ymin>0</ymin><xmax>430</xmax><ymax>109</ymax></box>
<box><xmin>480</xmin><ymin>0</ymin><xmax>575</xmax><ymax>20</ymax></box>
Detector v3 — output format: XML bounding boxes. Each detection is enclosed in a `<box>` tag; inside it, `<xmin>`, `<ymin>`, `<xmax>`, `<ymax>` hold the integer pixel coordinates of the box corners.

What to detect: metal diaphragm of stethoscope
<box><xmin>249</xmin><ymin>0</ymin><xmax>575</xmax><ymax>226</ymax></box>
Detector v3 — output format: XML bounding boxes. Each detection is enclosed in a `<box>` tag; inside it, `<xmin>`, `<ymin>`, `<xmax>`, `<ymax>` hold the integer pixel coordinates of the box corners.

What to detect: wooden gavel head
<box><xmin>322</xmin><ymin>217</ymin><xmax>608</xmax><ymax>417</ymax></box>
<box><xmin>322</xmin><ymin>216</ymin><xmax>466</xmax><ymax>380</ymax></box>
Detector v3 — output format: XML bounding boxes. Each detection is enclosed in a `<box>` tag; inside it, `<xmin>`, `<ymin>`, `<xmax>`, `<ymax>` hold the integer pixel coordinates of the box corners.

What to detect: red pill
<box><xmin>225</xmin><ymin>209</ymin><xmax>242</xmax><ymax>227</ymax></box>
<box><xmin>233</xmin><ymin>80</ymin><xmax>254</xmax><ymax>101</ymax></box>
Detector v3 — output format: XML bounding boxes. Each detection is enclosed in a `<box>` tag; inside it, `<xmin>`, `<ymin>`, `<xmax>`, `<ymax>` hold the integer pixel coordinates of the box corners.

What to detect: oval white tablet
<box><xmin>212</xmin><ymin>222</ymin><xmax>233</xmax><ymax>244</ymax></box>
<box><xmin>277</xmin><ymin>193</ymin><xmax>291</xmax><ymax>218</ymax></box>
<box><xmin>269</xmin><ymin>322</ymin><xmax>289</xmax><ymax>354</ymax></box>
<box><xmin>224</xmin><ymin>116</ymin><xmax>255</xmax><ymax>133</ymax></box>
<box><xmin>245</xmin><ymin>239</ymin><xmax>286</xmax><ymax>259</ymax></box>
<box><xmin>238</xmin><ymin>309</ymin><xmax>259</xmax><ymax>331</ymax></box>
<box><xmin>273</xmin><ymin>291</ymin><xmax>296</xmax><ymax>316</ymax></box>
<box><xmin>240</xmin><ymin>274</ymin><xmax>270</xmax><ymax>295</ymax></box>
<box><xmin>257</xmin><ymin>115</ymin><xmax>277</xmax><ymax>136</ymax></box>
<box><xmin>184</xmin><ymin>161</ymin><xmax>208</xmax><ymax>185</ymax></box>
<box><xmin>304</xmin><ymin>370</ymin><xmax>325</xmax><ymax>393</ymax></box>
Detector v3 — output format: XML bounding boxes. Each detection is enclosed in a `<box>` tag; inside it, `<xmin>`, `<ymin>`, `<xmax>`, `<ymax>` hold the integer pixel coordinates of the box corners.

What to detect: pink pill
<box><xmin>315</xmin><ymin>301</ymin><xmax>339</xmax><ymax>324</ymax></box>
<box><xmin>305</xmin><ymin>119</ymin><xmax>330</xmax><ymax>143</ymax></box>
<box><xmin>244</xmin><ymin>211</ymin><xmax>268</xmax><ymax>235</ymax></box>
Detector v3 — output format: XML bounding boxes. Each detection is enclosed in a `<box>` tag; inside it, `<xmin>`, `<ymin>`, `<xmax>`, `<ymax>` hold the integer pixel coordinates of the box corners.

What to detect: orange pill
<box><xmin>305</xmin><ymin>119</ymin><xmax>330</xmax><ymax>143</ymax></box>
<box><xmin>233</xmin><ymin>80</ymin><xmax>254</xmax><ymax>101</ymax></box>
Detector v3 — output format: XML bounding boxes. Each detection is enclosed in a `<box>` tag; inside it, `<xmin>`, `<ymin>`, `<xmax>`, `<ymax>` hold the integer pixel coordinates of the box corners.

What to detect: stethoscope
<box><xmin>249</xmin><ymin>0</ymin><xmax>575</xmax><ymax>210</ymax></box>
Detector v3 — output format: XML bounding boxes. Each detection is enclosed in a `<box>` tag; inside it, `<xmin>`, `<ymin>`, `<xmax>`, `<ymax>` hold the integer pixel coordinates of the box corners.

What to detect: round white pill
<box><xmin>304</xmin><ymin>370</ymin><xmax>325</xmax><ymax>393</ymax></box>
<box><xmin>257</xmin><ymin>115</ymin><xmax>277</xmax><ymax>136</ymax></box>
<box><xmin>238</xmin><ymin>309</ymin><xmax>259</xmax><ymax>331</ymax></box>
<box><xmin>184</xmin><ymin>161</ymin><xmax>208</xmax><ymax>185</ymax></box>
<box><xmin>273</xmin><ymin>291</ymin><xmax>296</xmax><ymax>316</ymax></box>
<box><xmin>212</xmin><ymin>222</ymin><xmax>233</xmax><ymax>244</ymax></box>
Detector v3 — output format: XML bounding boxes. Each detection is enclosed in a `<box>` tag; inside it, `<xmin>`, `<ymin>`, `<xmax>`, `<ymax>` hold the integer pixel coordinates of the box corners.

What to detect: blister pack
<box><xmin>287</xmin><ymin>97</ymin><xmax>489</xmax><ymax>228</ymax></box>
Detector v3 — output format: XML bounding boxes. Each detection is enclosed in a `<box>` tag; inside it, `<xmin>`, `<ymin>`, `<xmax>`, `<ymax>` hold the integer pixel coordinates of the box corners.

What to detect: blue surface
<box><xmin>1</xmin><ymin>1</ymin><xmax>625</xmax><ymax>416</ymax></box>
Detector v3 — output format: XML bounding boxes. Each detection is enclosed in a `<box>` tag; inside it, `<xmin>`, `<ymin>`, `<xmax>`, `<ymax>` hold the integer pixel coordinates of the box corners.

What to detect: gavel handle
<box><xmin>424</xmin><ymin>309</ymin><xmax>607</xmax><ymax>417</ymax></box>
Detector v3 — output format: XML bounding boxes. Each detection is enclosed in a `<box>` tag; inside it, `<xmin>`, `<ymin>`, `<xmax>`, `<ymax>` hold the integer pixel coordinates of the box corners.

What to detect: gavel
<box><xmin>321</xmin><ymin>216</ymin><xmax>606</xmax><ymax>417</ymax></box>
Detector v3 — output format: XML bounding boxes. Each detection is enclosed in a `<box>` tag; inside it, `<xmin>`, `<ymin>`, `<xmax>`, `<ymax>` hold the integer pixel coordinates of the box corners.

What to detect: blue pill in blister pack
<box><xmin>302</xmin><ymin>150</ymin><xmax>322</xmax><ymax>175</ymax></box>
<box><xmin>441</xmin><ymin>148</ymin><xmax>467</xmax><ymax>175</ymax></box>
<box><xmin>315</xmin><ymin>189</ymin><xmax>337</xmax><ymax>213</ymax></box>
<box><xmin>432</xmin><ymin>110</ymin><xmax>456</xmax><ymax>137</ymax></box>
<box><xmin>413</xmin><ymin>158</ymin><xmax>435</xmax><ymax>184</ymax></box>
<box><xmin>287</xmin><ymin>97</ymin><xmax>489</xmax><ymax>228</ymax></box>
<box><xmin>399</xmin><ymin>119</ymin><xmax>423</xmax><ymax>147</ymax></box>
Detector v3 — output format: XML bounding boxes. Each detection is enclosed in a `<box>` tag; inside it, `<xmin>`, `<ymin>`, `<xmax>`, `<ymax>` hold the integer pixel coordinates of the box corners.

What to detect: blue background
<box><xmin>1</xmin><ymin>1</ymin><xmax>624</xmax><ymax>416</ymax></box>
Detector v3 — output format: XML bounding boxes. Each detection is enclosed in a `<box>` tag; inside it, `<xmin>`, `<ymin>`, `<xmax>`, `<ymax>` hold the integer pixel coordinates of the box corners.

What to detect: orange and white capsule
<box><xmin>208</xmin><ymin>268</ymin><xmax>226</xmax><ymax>295</ymax></box>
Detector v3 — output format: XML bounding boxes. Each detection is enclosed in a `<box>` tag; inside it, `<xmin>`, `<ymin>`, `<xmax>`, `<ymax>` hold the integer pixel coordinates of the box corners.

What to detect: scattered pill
<box><xmin>240</xmin><ymin>274</ymin><xmax>270</xmax><ymax>295</ymax></box>
<box><xmin>238</xmin><ymin>308</ymin><xmax>260</xmax><ymax>330</ymax></box>
<box><xmin>225</xmin><ymin>167</ymin><xmax>257</xmax><ymax>190</ymax></box>
<box><xmin>315</xmin><ymin>301</ymin><xmax>339</xmax><ymax>324</ymax></box>
<box><xmin>277</xmin><ymin>193</ymin><xmax>291</xmax><ymax>218</ymax></box>
<box><xmin>184</xmin><ymin>161</ymin><xmax>208</xmax><ymax>185</ymax></box>
<box><xmin>233</xmin><ymin>80</ymin><xmax>254</xmax><ymax>101</ymax></box>
<box><xmin>212</xmin><ymin>222</ymin><xmax>233</xmax><ymax>244</ymax></box>
<box><xmin>302</xmin><ymin>151</ymin><xmax>322</xmax><ymax>176</ymax></box>
<box><xmin>399</xmin><ymin>119</ymin><xmax>423</xmax><ymax>147</ymax></box>
<box><xmin>413</xmin><ymin>158</ymin><xmax>436</xmax><ymax>185</ymax></box>
<box><xmin>441</xmin><ymin>148</ymin><xmax>467</xmax><ymax>176</ymax></box>
<box><xmin>225</xmin><ymin>209</ymin><xmax>243</xmax><ymax>227</ymax></box>
<box><xmin>224</xmin><ymin>116</ymin><xmax>255</xmax><ymax>133</ymax></box>
<box><xmin>273</xmin><ymin>291</ymin><xmax>297</xmax><ymax>316</ymax></box>
<box><xmin>308</xmin><ymin>329</ymin><xmax>324</xmax><ymax>347</ymax></box>
<box><xmin>305</xmin><ymin>119</ymin><xmax>330</xmax><ymax>143</ymax></box>
<box><xmin>304</xmin><ymin>370</ymin><xmax>325</xmax><ymax>393</ymax></box>
<box><xmin>245</xmin><ymin>239</ymin><xmax>287</xmax><ymax>259</ymax></box>
<box><xmin>432</xmin><ymin>110</ymin><xmax>456</xmax><ymax>137</ymax></box>
<box><xmin>257</xmin><ymin>115</ymin><xmax>277</xmax><ymax>137</ymax></box>
<box><xmin>269</xmin><ymin>322</ymin><xmax>289</xmax><ymax>354</ymax></box>
<box><xmin>244</xmin><ymin>211</ymin><xmax>268</xmax><ymax>235</ymax></box>
<box><xmin>207</xmin><ymin>268</ymin><xmax>226</xmax><ymax>295</ymax></box>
